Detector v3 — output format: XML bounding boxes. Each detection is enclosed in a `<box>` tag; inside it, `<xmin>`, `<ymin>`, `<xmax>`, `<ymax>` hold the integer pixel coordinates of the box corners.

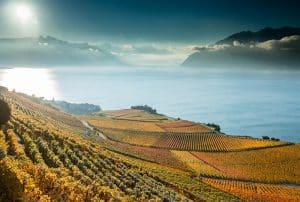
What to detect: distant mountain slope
<box><xmin>183</xmin><ymin>27</ymin><xmax>300</xmax><ymax>69</ymax></box>
<box><xmin>216</xmin><ymin>27</ymin><xmax>300</xmax><ymax>45</ymax></box>
<box><xmin>44</xmin><ymin>99</ymin><xmax>101</xmax><ymax>115</ymax></box>
<box><xmin>0</xmin><ymin>35</ymin><xmax>124</xmax><ymax>67</ymax></box>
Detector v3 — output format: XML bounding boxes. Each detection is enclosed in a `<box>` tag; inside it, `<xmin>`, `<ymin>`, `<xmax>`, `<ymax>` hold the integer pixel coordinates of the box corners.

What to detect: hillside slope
<box><xmin>0</xmin><ymin>87</ymin><xmax>240</xmax><ymax>201</ymax></box>
<box><xmin>1</xmin><ymin>87</ymin><xmax>299</xmax><ymax>201</ymax></box>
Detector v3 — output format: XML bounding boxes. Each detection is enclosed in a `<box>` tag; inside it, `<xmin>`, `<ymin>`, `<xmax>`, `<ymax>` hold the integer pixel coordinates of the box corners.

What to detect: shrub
<box><xmin>0</xmin><ymin>99</ymin><xmax>11</xmax><ymax>125</ymax></box>
<box><xmin>0</xmin><ymin>147</ymin><xmax>6</xmax><ymax>160</ymax></box>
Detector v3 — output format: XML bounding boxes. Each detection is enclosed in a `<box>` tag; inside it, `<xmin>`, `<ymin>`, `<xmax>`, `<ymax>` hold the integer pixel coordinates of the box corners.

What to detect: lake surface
<box><xmin>1</xmin><ymin>66</ymin><xmax>300</xmax><ymax>142</ymax></box>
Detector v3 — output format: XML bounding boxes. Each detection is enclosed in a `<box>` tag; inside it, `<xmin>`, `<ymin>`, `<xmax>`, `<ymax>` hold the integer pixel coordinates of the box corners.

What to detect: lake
<box><xmin>1</xmin><ymin>66</ymin><xmax>300</xmax><ymax>142</ymax></box>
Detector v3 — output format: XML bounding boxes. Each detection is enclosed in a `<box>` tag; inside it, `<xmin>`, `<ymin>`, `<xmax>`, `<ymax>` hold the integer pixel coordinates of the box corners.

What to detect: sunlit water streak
<box><xmin>0</xmin><ymin>68</ymin><xmax>60</xmax><ymax>99</ymax></box>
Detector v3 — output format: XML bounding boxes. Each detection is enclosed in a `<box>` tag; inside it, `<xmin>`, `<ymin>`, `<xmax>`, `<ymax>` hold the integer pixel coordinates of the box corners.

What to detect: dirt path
<box><xmin>80</xmin><ymin>120</ymin><xmax>107</xmax><ymax>140</ymax></box>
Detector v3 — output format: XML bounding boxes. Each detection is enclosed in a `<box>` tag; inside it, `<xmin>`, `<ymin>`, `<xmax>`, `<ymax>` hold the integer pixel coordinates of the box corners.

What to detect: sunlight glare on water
<box><xmin>0</xmin><ymin>68</ymin><xmax>60</xmax><ymax>99</ymax></box>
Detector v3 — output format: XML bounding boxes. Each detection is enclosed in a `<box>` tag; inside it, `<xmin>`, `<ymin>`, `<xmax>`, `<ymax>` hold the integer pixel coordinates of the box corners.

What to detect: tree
<box><xmin>0</xmin><ymin>99</ymin><xmax>11</xmax><ymax>125</ymax></box>
<box><xmin>131</xmin><ymin>105</ymin><xmax>157</xmax><ymax>114</ymax></box>
<box><xmin>206</xmin><ymin>123</ymin><xmax>221</xmax><ymax>132</ymax></box>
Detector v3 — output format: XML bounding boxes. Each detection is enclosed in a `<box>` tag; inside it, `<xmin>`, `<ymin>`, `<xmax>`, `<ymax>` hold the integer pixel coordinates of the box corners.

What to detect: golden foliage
<box><xmin>1</xmin><ymin>89</ymin><xmax>298</xmax><ymax>202</ymax></box>
<box><xmin>192</xmin><ymin>144</ymin><xmax>300</xmax><ymax>183</ymax></box>
<box><xmin>103</xmin><ymin>109</ymin><xmax>169</xmax><ymax>121</ymax></box>
<box><xmin>98</xmin><ymin>127</ymin><xmax>288</xmax><ymax>152</ymax></box>
<box><xmin>171</xmin><ymin>150</ymin><xmax>224</xmax><ymax>177</ymax></box>
<box><xmin>85</xmin><ymin>116</ymin><xmax>165</xmax><ymax>131</ymax></box>
<box><xmin>203</xmin><ymin>177</ymin><xmax>300</xmax><ymax>202</ymax></box>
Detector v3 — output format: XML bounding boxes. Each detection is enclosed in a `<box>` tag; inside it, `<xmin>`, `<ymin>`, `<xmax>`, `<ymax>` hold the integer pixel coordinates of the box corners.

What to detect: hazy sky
<box><xmin>1</xmin><ymin>0</ymin><xmax>300</xmax><ymax>43</ymax></box>
<box><xmin>0</xmin><ymin>0</ymin><xmax>300</xmax><ymax>66</ymax></box>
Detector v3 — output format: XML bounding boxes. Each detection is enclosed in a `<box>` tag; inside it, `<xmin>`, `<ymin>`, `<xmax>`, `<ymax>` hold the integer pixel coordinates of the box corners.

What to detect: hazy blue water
<box><xmin>1</xmin><ymin>67</ymin><xmax>300</xmax><ymax>142</ymax></box>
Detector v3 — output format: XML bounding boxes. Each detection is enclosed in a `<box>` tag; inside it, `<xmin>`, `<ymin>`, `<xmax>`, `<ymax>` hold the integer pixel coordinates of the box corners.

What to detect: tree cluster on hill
<box><xmin>262</xmin><ymin>136</ymin><xmax>280</xmax><ymax>141</ymax></box>
<box><xmin>131</xmin><ymin>105</ymin><xmax>157</xmax><ymax>114</ymax></box>
<box><xmin>45</xmin><ymin>100</ymin><xmax>101</xmax><ymax>115</ymax></box>
<box><xmin>205</xmin><ymin>123</ymin><xmax>221</xmax><ymax>132</ymax></box>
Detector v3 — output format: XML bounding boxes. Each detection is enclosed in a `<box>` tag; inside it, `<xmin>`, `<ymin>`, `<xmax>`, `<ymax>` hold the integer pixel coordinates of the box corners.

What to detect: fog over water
<box><xmin>1</xmin><ymin>66</ymin><xmax>300</xmax><ymax>142</ymax></box>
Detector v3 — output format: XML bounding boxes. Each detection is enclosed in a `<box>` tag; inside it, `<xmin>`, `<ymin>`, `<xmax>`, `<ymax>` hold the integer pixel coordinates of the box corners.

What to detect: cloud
<box><xmin>99</xmin><ymin>42</ymin><xmax>197</xmax><ymax>66</ymax></box>
<box><xmin>100</xmin><ymin>43</ymin><xmax>169</xmax><ymax>54</ymax></box>
<box><xmin>255</xmin><ymin>35</ymin><xmax>300</xmax><ymax>51</ymax></box>
<box><xmin>192</xmin><ymin>35</ymin><xmax>300</xmax><ymax>53</ymax></box>
<box><xmin>122</xmin><ymin>44</ymin><xmax>135</xmax><ymax>51</ymax></box>
<box><xmin>193</xmin><ymin>44</ymin><xmax>230</xmax><ymax>52</ymax></box>
<box><xmin>184</xmin><ymin>35</ymin><xmax>300</xmax><ymax>68</ymax></box>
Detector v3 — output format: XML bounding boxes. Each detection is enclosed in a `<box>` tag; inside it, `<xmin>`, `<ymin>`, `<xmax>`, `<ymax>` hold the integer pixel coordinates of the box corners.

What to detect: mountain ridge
<box><xmin>183</xmin><ymin>26</ymin><xmax>300</xmax><ymax>68</ymax></box>
<box><xmin>216</xmin><ymin>26</ymin><xmax>300</xmax><ymax>45</ymax></box>
<box><xmin>0</xmin><ymin>35</ymin><xmax>124</xmax><ymax>67</ymax></box>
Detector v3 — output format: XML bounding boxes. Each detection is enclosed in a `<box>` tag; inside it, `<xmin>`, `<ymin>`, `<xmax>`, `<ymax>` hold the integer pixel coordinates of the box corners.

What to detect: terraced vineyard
<box><xmin>202</xmin><ymin>178</ymin><xmax>300</xmax><ymax>202</ymax></box>
<box><xmin>170</xmin><ymin>151</ymin><xmax>225</xmax><ymax>177</ymax></box>
<box><xmin>191</xmin><ymin>145</ymin><xmax>300</xmax><ymax>184</ymax></box>
<box><xmin>1</xmin><ymin>88</ymin><xmax>300</xmax><ymax>201</ymax></box>
<box><xmin>84</xmin><ymin>115</ymin><xmax>216</xmax><ymax>133</ymax></box>
<box><xmin>0</xmin><ymin>117</ymin><xmax>193</xmax><ymax>201</ymax></box>
<box><xmin>156</xmin><ymin>121</ymin><xmax>213</xmax><ymax>133</ymax></box>
<box><xmin>154</xmin><ymin>132</ymin><xmax>287</xmax><ymax>151</ymax></box>
<box><xmin>96</xmin><ymin>127</ymin><xmax>289</xmax><ymax>152</ymax></box>
<box><xmin>97</xmin><ymin>138</ymin><xmax>190</xmax><ymax>171</ymax></box>
<box><xmin>84</xmin><ymin>116</ymin><xmax>165</xmax><ymax>131</ymax></box>
<box><xmin>6</xmin><ymin>91</ymin><xmax>84</xmax><ymax>130</ymax></box>
<box><xmin>0</xmin><ymin>89</ymin><xmax>241</xmax><ymax>201</ymax></box>
<box><xmin>103</xmin><ymin>109</ymin><xmax>170</xmax><ymax>121</ymax></box>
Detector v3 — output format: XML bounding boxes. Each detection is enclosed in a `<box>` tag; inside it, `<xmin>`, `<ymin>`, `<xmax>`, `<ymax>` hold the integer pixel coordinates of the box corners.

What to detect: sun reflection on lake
<box><xmin>0</xmin><ymin>68</ymin><xmax>60</xmax><ymax>99</ymax></box>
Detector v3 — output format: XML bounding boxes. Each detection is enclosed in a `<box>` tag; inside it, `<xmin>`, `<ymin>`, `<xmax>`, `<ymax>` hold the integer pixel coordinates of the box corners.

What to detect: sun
<box><xmin>15</xmin><ymin>4</ymin><xmax>33</xmax><ymax>25</ymax></box>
